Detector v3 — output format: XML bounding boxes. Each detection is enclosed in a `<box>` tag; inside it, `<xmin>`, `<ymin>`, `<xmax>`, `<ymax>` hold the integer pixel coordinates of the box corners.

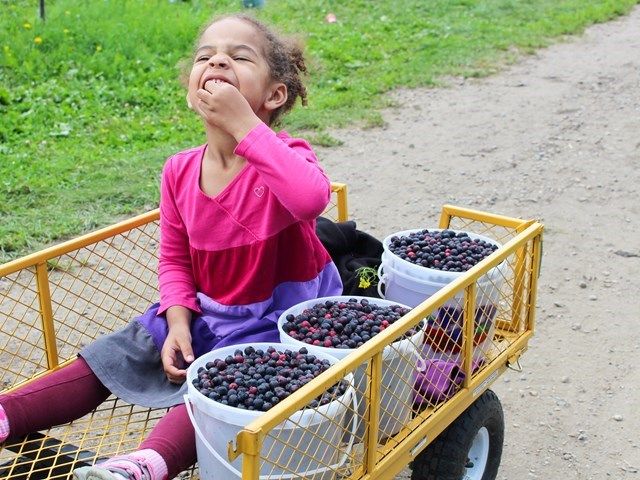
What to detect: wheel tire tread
<box><xmin>411</xmin><ymin>390</ymin><xmax>504</xmax><ymax>480</ymax></box>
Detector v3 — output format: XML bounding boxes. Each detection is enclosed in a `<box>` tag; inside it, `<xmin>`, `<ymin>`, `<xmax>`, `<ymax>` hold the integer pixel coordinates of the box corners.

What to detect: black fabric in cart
<box><xmin>316</xmin><ymin>217</ymin><xmax>383</xmax><ymax>298</ymax></box>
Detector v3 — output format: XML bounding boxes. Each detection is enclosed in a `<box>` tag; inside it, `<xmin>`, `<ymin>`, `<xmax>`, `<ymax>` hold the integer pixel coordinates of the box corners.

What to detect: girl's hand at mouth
<box><xmin>195</xmin><ymin>81</ymin><xmax>261</xmax><ymax>141</ymax></box>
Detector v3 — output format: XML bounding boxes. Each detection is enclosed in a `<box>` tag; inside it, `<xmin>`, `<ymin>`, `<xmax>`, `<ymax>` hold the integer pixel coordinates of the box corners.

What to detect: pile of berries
<box><xmin>388</xmin><ymin>229</ymin><xmax>498</xmax><ymax>272</ymax></box>
<box><xmin>193</xmin><ymin>346</ymin><xmax>348</xmax><ymax>411</ymax></box>
<box><xmin>281</xmin><ymin>298</ymin><xmax>415</xmax><ymax>349</ymax></box>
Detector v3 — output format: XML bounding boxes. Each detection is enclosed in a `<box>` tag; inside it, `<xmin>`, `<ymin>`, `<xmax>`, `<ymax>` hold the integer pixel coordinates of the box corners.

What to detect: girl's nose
<box><xmin>208</xmin><ymin>54</ymin><xmax>229</xmax><ymax>68</ymax></box>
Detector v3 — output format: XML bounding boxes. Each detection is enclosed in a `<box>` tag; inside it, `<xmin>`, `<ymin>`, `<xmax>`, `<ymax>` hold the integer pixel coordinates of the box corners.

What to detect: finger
<box><xmin>169</xmin><ymin>368</ymin><xmax>187</xmax><ymax>384</ymax></box>
<box><xmin>178</xmin><ymin>339</ymin><xmax>195</xmax><ymax>364</ymax></box>
<box><xmin>196</xmin><ymin>89</ymin><xmax>212</xmax><ymax>102</ymax></box>
<box><xmin>163</xmin><ymin>353</ymin><xmax>187</xmax><ymax>383</ymax></box>
<box><xmin>203</xmin><ymin>79</ymin><xmax>218</xmax><ymax>93</ymax></box>
<box><xmin>161</xmin><ymin>347</ymin><xmax>181</xmax><ymax>376</ymax></box>
<box><xmin>194</xmin><ymin>100</ymin><xmax>214</xmax><ymax>122</ymax></box>
<box><xmin>166</xmin><ymin>365</ymin><xmax>187</xmax><ymax>383</ymax></box>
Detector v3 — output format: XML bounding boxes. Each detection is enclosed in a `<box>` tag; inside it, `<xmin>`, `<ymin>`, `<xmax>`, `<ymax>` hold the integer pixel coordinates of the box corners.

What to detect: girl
<box><xmin>0</xmin><ymin>13</ymin><xmax>342</xmax><ymax>480</ymax></box>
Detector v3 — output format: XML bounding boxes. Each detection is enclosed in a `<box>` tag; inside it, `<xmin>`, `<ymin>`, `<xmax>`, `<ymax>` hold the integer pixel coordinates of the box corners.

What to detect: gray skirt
<box><xmin>80</xmin><ymin>320</ymin><xmax>186</xmax><ymax>408</ymax></box>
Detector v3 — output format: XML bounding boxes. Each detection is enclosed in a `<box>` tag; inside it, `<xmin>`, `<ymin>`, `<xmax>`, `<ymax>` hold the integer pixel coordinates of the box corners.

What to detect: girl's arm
<box><xmin>158</xmin><ymin>161</ymin><xmax>197</xmax><ymax>382</ymax></box>
<box><xmin>234</xmin><ymin>122</ymin><xmax>331</xmax><ymax>220</ymax></box>
<box><xmin>161</xmin><ymin>305</ymin><xmax>194</xmax><ymax>383</ymax></box>
<box><xmin>158</xmin><ymin>158</ymin><xmax>200</xmax><ymax>315</ymax></box>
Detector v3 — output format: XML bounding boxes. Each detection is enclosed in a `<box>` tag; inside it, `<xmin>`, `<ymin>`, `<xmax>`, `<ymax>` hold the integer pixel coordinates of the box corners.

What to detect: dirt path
<box><xmin>319</xmin><ymin>6</ymin><xmax>640</xmax><ymax>479</ymax></box>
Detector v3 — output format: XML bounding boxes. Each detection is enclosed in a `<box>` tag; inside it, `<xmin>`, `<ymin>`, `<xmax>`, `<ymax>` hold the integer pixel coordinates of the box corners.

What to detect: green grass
<box><xmin>1</xmin><ymin>0</ymin><xmax>637</xmax><ymax>261</ymax></box>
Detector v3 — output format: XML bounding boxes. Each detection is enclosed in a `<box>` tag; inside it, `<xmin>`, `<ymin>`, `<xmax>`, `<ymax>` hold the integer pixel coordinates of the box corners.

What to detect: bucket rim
<box><xmin>276</xmin><ymin>295</ymin><xmax>423</xmax><ymax>360</ymax></box>
<box><xmin>381</xmin><ymin>228</ymin><xmax>505</xmax><ymax>282</ymax></box>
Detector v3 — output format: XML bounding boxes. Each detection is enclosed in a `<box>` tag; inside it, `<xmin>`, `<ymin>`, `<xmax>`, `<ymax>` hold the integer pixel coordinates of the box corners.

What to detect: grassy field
<box><xmin>0</xmin><ymin>0</ymin><xmax>637</xmax><ymax>261</ymax></box>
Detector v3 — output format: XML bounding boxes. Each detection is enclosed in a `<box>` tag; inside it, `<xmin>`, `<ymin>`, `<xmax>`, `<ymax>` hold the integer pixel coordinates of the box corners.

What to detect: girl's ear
<box><xmin>264</xmin><ymin>82</ymin><xmax>288</xmax><ymax>112</ymax></box>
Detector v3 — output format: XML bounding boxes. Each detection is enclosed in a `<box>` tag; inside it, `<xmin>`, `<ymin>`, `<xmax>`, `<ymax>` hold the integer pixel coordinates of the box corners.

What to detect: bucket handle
<box><xmin>184</xmin><ymin>385</ymin><xmax>358</xmax><ymax>479</ymax></box>
<box><xmin>184</xmin><ymin>395</ymin><xmax>244</xmax><ymax>477</ymax></box>
<box><xmin>377</xmin><ymin>264</ymin><xmax>387</xmax><ymax>299</ymax></box>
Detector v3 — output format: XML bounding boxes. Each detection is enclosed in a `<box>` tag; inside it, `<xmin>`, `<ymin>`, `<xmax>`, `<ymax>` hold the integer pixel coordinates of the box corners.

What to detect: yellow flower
<box><xmin>355</xmin><ymin>267</ymin><xmax>379</xmax><ymax>289</ymax></box>
<box><xmin>23</xmin><ymin>22</ymin><xmax>32</xmax><ymax>30</ymax></box>
<box><xmin>3</xmin><ymin>46</ymin><xmax>9</xmax><ymax>52</ymax></box>
<box><xmin>65</xmin><ymin>10</ymin><xmax>71</xmax><ymax>15</ymax></box>
<box><xmin>63</xmin><ymin>29</ymin><xmax>70</xmax><ymax>34</ymax></box>
<box><xmin>95</xmin><ymin>45</ymin><xmax>102</xmax><ymax>52</ymax></box>
<box><xmin>34</xmin><ymin>36</ymin><xmax>42</xmax><ymax>45</ymax></box>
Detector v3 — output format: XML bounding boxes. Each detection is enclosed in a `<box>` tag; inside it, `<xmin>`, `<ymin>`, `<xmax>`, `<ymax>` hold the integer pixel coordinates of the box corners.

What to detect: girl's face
<box><xmin>187</xmin><ymin>18</ymin><xmax>275</xmax><ymax>116</ymax></box>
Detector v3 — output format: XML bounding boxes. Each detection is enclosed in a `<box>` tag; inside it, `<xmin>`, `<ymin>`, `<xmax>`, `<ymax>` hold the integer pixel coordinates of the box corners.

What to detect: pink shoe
<box><xmin>73</xmin><ymin>454</ymin><xmax>153</xmax><ymax>480</ymax></box>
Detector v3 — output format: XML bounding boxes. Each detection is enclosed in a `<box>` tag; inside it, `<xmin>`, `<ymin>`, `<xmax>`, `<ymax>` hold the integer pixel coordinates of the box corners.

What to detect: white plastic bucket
<box><xmin>378</xmin><ymin>229</ymin><xmax>506</xmax><ymax>364</ymax></box>
<box><xmin>277</xmin><ymin>296</ymin><xmax>424</xmax><ymax>440</ymax></box>
<box><xmin>381</xmin><ymin>228</ymin><xmax>504</xmax><ymax>284</ymax></box>
<box><xmin>185</xmin><ymin>342</ymin><xmax>356</xmax><ymax>480</ymax></box>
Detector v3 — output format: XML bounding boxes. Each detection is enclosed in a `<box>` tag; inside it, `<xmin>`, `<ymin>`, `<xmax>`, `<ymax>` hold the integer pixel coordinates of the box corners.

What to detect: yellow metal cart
<box><xmin>0</xmin><ymin>183</ymin><xmax>543</xmax><ymax>480</ymax></box>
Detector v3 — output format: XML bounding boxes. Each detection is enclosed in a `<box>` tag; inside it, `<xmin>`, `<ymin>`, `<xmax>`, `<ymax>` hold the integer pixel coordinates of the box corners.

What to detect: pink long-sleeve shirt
<box><xmin>157</xmin><ymin>122</ymin><xmax>338</xmax><ymax>314</ymax></box>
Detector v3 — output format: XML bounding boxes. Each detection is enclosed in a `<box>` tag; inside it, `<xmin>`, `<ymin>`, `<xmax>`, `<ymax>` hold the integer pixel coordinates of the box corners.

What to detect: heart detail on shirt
<box><xmin>254</xmin><ymin>186</ymin><xmax>265</xmax><ymax>198</ymax></box>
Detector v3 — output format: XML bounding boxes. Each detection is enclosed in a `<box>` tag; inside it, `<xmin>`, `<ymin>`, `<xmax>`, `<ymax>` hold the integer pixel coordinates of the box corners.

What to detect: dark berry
<box><xmin>282</xmin><ymin>299</ymin><xmax>414</xmax><ymax>349</ymax></box>
<box><xmin>388</xmin><ymin>229</ymin><xmax>498</xmax><ymax>272</ymax></box>
<box><xmin>193</xmin><ymin>346</ymin><xmax>347</xmax><ymax>412</ymax></box>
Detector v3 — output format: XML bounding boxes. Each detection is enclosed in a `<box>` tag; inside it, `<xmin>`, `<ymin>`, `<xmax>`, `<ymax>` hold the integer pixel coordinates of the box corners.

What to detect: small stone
<box><xmin>554</xmin><ymin>302</ymin><xmax>564</xmax><ymax>308</ymax></box>
<box><xmin>578</xmin><ymin>281</ymin><xmax>587</xmax><ymax>289</ymax></box>
<box><xmin>571</xmin><ymin>323</ymin><xmax>582</xmax><ymax>331</ymax></box>
<box><xmin>561</xmin><ymin>376</ymin><xmax>570</xmax><ymax>383</ymax></box>
<box><xmin>562</xmin><ymin>452</ymin><xmax>573</xmax><ymax>461</ymax></box>
<box><xmin>612</xmin><ymin>414</ymin><xmax>623</xmax><ymax>421</ymax></box>
<box><xmin>578</xmin><ymin>432</ymin><xmax>588</xmax><ymax>441</ymax></box>
<box><xmin>589</xmin><ymin>294</ymin><xmax>598</xmax><ymax>301</ymax></box>
<box><xmin>529</xmin><ymin>390</ymin><xmax>539</xmax><ymax>397</ymax></box>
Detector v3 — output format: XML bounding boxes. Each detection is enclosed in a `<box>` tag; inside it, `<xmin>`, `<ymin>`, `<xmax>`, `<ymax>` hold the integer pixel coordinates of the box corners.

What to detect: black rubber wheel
<box><xmin>411</xmin><ymin>389</ymin><xmax>504</xmax><ymax>480</ymax></box>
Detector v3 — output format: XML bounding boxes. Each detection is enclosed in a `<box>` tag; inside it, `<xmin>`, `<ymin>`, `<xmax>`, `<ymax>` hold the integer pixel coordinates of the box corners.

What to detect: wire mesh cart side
<box><xmin>224</xmin><ymin>206</ymin><xmax>543</xmax><ymax>480</ymax></box>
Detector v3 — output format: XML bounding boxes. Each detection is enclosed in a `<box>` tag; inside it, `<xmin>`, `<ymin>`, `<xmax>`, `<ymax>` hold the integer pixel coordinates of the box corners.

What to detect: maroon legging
<box><xmin>0</xmin><ymin>357</ymin><xmax>196</xmax><ymax>478</ymax></box>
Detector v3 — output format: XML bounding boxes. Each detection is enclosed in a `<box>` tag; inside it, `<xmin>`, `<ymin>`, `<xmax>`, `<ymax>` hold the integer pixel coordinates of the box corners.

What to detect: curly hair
<box><xmin>185</xmin><ymin>14</ymin><xmax>308</xmax><ymax>126</ymax></box>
